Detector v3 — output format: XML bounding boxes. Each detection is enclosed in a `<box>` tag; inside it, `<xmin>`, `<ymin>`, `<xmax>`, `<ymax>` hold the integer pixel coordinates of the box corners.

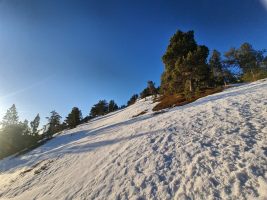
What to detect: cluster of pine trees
<box><xmin>0</xmin><ymin>99</ymin><xmax>122</xmax><ymax>158</ymax></box>
<box><xmin>90</xmin><ymin>100</ymin><xmax>119</xmax><ymax>117</ymax></box>
<box><xmin>0</xmin><ymin>106</ymin><xmax>83</xmax><ymax>159</ymax></box>
<box><xmin>0</xmin><ymin>105</ymin><xmax>41</xmax><ymax>159</ymax></box>
<box><xmin>160</xmin><ymin>30</ymin><xmax>267</xmax><ymax>98</ymax></box>
<box><xmin>111</xmin><ymin>30</ymin><xmax>267</xmax><ymax>109</ymax></box>
<box><xmin>122</xmin><ymin>30</ymin><xmax>267</xmax><ymax>110</ymax></box>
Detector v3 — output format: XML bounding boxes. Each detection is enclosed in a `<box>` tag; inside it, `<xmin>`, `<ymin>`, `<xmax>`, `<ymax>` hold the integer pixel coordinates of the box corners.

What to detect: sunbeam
<box><xmin>0</xmin><ymin>75</ymin><xmax>53</xmax><ymax>101</ymax></box>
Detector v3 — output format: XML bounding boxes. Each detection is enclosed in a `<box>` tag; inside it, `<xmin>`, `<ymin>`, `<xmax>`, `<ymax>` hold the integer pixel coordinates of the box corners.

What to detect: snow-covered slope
<box><xmin>0</xmin><ymin>80</ymin><xmax>267</xmax><ymax>200</ymax></box>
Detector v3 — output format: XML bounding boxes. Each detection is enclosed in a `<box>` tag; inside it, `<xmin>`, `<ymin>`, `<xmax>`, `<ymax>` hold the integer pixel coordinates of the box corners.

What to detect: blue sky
<box><xmin>0</xmin><ymin>0</ymin><xmax>267</xmax><ymax>125</ymax></box>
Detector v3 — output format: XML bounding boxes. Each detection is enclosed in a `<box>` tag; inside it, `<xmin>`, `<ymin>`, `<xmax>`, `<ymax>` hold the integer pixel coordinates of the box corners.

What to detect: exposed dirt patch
<box><xmin>153</xmin><ymin>87</ymin><xmax>224</xmax><ymax>111</ymax></box>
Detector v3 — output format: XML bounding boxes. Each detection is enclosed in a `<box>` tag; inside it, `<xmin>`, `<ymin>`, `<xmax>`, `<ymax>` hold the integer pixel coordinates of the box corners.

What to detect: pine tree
<box><xmin>120</xmin><ymin>105</ymin><xmax>126</xmax><ymax>109</ymax></box>
<box><xmin>45</xmin><ymin>110</ymin><xmax>62</xmax><ymax>138</ymax></box>
<box><xmin>239</xmin><ymin>43</ymin><xmax>258</xmax><ymax>79</ymax></box>
<box><xmin>108</xmin><ymin>100</ymin><xmax>118</xmax><ymax>113</ymax></box>
<box><xmin>0</xmin><ymin>105</ymin><xmax>38</xmax><ymax>159</ymax></box>
<box><xmin>224</xmin><ymin>43</ymin><xmax>266</xmax><ymax>81</ymax></box>
<box><xmin>161</xmin><ymin>30</ymin><xmax>197</xmax><ymax>94</ymax></box>
<box><xmin>22</xmin><ymin>119</ymin><xmax>30</xmax><ymax>135</ymax></box>
<box><xmin>209</xmin><ymin>50</ymin><xmax>225</xmax><ymax>86</ymax></box>
<box><xmin>90</xmin><ymin>100</ymin><xmax>108</xmax><ymax>117</ymax></box>
<box><xmin>65</xmin><ymin>107</ymin><xmax>82</xmax><ymax>129</ymax></box>
<box><xmin>161</xmin><ymin>30</ymin><xmax>210</xmax><ymax>95</ymax></box>
<box><xmin>1</xmin><ymin>104</ymin><xmax>19</xmax><ymax>127</ymax></box>
<box><xmin>30</xmin><ymin>114</ymin><xmax>40</xmax><ymax>136</ymax></box>
<box><xmin>179</xmin><ymin>45</ymin><xmax>209</xmax><ymax>93</ymax></box>
<box><xmin>140</xmin><ymin>81</ymin><xmax>158</xmax><ymax>99</ymax></box>
<box><xmin>127</xmin><ymin>94</ymin><xmax>138</xmax><ymax>106</ymax></box>
<box><xmin>147</xmin><ymin>81</ymin><xmax>157</xmax><ymax>95</ymax></box>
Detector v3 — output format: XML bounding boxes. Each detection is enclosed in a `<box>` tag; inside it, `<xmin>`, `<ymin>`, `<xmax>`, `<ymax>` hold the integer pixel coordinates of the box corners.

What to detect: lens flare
<box><xmin>260</xmin><ymin>0</ymin><xmax>267</xmax><ymax>10</ymax></box>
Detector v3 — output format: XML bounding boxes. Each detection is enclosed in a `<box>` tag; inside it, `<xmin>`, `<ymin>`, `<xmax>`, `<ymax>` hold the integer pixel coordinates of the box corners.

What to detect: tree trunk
<box><xmin>250</xmin><ymin>68</ymin><xmax>255</xmax><ymax>81</ymax></box>
<box><xmin>189</xmin><ymin>79</ymin><xmax>192</xmax><ymax>92</ymax></box>
<box><xmin>224</xmin><ymin>79</ymin><xmax>227</xmax><ymax>87</ymax></box>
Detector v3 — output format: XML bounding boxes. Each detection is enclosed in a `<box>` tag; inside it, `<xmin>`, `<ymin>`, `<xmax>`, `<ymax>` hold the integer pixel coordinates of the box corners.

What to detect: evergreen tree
<box><xmin>0</xmin><ymin>124</ymin><xmax>27</xmax><ymax>156</ymax></box>
<box><xmin>127</xmin><ymin>94</ymin><xmax>138</xmax><ymax>106</ymax></box>
<box><xmin>140</xmin><ymin>81</ymin><xmax>158</xmax><ymax>98</ymax></box>
<box><xmin>179</xmin><ymin>45</ymin><xmax>209</xmax><ymax>93</ymax></box>
<box><xmin>30</xmin><ymin>114</ymin><xmax>40</xmax><ymax>136</ymax></box>
<box><xmin>224</xmin><ymin>43</ymin><xmax>266</xmax><ymax>81</ymax></box>
<box><xmin>140</xmin><ymin>88</ymin><xmax>150</xmax><ymax>99</ymax></box>
<box><xmin>161</xmin><ymin>30</ymin><xmax>196</xmax><ymax>94</ymax></box>
<box><xmin>22</xmin><ymin>119</ymin><xmax>30</xmax><ymax>135</ymax></box>
<box><xmin>80</xmin><ymin>115</ymin><xmax>93</xmax><ymax>124</ymax></box>
<box><xmin>224</xmin><ymin>47</ymin><xmax>238</xmax><ymax>67</ymax></box>
<box><xmin>108</xmin><ymin>100</ymin><xmax>118</xmax><ymax>113</ymax></box>
<box><xmin>1</xmin><ymin>104</ymin><xmax>19</xmax><ymax>127</ymax></box>
<box><xmin>161</xmin><ymin>30</ymin><xmax>210</xmax><ymax>95</ymax></box>
<box><xmin>209</xmin><ymin>50</ymin><xmax>225</xmax><ymax>86</ymax></box>
<box><xmin>0</xmin><ymin>105</ymin><xmax>38</xmax><ymax>159</ymax></box>
<box><xmin>90</xmin><ymin>100</ymin><xmax>108</xmax><ymax>117</ymax></box>
<box><xmin>147</xmin><ymin>81</ymin><xmax>157</xmax><ymax>95</ymax></box>
<box><xmin>45</xmin><ymin>110</ymin><xmax>62</xmax><ymax>138</ymax></box>
<box><xmin>120</xmin><ymin>105</ymin><xmax>126</xmax><ymax>109</ymax></box>
<box><xmin>238</xmin><ymin>43</ymin><xmax>258</xmax><ymax>78</ymax></box>
<box><xmin>65</xmin><ymin>107</ymin><xmax>82</xmax><ymax>128</ymax></box>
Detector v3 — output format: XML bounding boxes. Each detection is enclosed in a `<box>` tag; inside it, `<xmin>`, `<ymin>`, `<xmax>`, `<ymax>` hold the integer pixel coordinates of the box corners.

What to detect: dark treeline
<box><xmin>0</xmin><ymin>100</ymin><xmax>121</xmax><ymax>159</ymax></box>
<box><xmin>1</xmin><ymin>29</ymin><xmax>267</xmax><ymax>159</ymax></box>
<box><xmin>0</xmin><ymin>105</ymin><xmax>41</xmax><ymax>159</ymax></box>
<box><xmin>90</xmin><ymin>100</ymin><xmax>119</xmax><ymax>118</ymax></box>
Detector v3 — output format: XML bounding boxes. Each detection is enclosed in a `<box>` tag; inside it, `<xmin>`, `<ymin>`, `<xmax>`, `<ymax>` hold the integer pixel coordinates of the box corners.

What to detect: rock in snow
<box><xmin>0</xmin><ymin>79</ymin><xmax>267</xmax><ymax>200</ymax></box>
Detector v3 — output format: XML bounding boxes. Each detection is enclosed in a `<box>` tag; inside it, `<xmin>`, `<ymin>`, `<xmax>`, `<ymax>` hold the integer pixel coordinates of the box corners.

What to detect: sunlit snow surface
<box><xmin>0</xmin><ymin>79</ymin><xmax>267</xmax><ymax>200</ymax></box>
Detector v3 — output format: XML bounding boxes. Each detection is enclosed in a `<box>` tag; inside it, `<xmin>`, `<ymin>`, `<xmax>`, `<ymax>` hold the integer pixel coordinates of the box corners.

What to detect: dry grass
<box><xmin>153</xmin><ymin>87</ymin><xmax>224</xmax><ymax>111</ymax></box>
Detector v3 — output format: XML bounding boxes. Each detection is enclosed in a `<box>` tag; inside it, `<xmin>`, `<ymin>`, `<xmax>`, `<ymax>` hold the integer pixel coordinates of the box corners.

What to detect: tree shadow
<box><xmin>53</xmin><ymin>130</ymin><xmax>159</xmax><ymax>155</ymax></box>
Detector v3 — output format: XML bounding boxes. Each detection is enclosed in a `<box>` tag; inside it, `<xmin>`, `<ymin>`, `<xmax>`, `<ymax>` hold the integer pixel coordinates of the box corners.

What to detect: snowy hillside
<box><xmin>0</xmin><ymin>79</ymin><xmax>267</xmax><ymax>200</ymax></box>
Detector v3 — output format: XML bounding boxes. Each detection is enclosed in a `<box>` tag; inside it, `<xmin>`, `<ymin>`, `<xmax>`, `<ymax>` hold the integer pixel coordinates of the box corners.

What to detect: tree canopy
<box><xmin>65</xmin><ymin>107</ymin><xmax>82</xmax><ymax>129</ymax></box>
<box><xmin>140</xmin><ymin>81</ymin><xmax>158</xmax><ymax>99</ymax></box>
<box><xmin>224</xmin><ymin>42</ymin><xmax>267</xmax><ymax>81</ymax></box>
<box><xmin>45</xmin><ymin>110</ymin><xmax>62</xmax><ymax>138</ymax></box>
<box><xmin>127</xmin><ymin>94</ymin><xmax>138</xmax><ymax>106</ymax></box>
<box><xmin>161</xmin><ymin>30</ymin><xmax>210</xmax><ymax>95</ymax></box>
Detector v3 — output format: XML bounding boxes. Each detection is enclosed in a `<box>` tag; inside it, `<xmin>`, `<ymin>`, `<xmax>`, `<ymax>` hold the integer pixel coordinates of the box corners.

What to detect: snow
<box><xmin>0</xmin><ymin>79</ymin><xmax>267</xmax><ymax>200</ymax></box>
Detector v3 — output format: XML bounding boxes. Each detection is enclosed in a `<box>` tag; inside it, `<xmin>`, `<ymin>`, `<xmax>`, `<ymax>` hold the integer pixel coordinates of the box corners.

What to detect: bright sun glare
<box><xmin>260</xmin><ymin>0</ymin><xmax>267</xmax><ymax>10</ymax></box>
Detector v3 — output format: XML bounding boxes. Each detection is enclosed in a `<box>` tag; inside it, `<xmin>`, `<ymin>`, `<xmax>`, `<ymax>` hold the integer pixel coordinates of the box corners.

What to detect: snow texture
<box><xmin>0</xmin><ymin>79</ymin><xmax>267</xmax><ymax>200</ymax></box>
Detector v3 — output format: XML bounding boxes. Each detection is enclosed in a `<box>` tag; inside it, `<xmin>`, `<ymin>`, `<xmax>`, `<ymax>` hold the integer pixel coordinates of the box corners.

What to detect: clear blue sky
<box><xmin>0</xmin><ymin>0</ymin><xmax>267</xmax><ymax>125</ymax></box>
